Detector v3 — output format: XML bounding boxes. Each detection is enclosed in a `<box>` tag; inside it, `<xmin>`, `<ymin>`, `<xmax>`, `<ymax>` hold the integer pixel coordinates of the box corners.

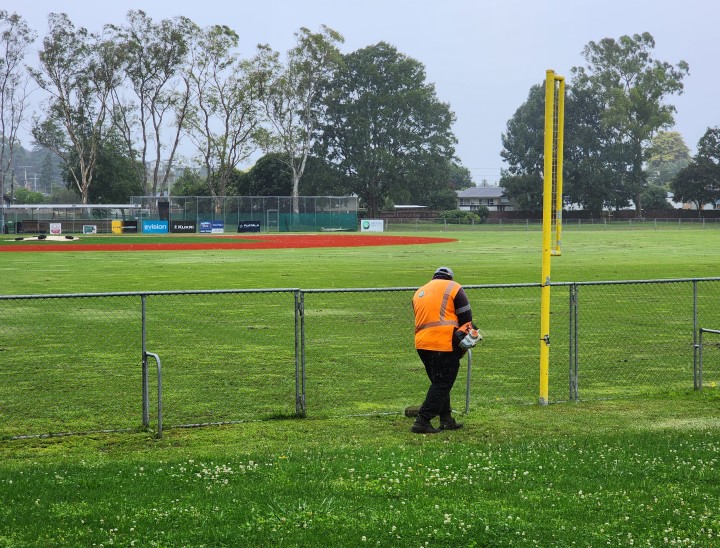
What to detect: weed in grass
<box><xmin>1</xmin><ymin>420</ymin><xmax>719</xmax><ymax>545</ymax></box>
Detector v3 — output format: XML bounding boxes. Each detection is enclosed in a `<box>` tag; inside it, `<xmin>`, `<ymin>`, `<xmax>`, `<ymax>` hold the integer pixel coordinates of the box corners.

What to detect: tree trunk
<box><xmin>292</xmin><ymin>172</ymin><xmax>301</xmax><ymax>215</ymax></box>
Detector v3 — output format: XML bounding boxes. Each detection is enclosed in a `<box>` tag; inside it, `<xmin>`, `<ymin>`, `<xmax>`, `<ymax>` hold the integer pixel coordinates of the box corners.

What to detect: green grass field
<box><xmin>1</xmin><ymin>228</ymin><xmax>719</xmax><ymax>546</ymax></box>
<box><xmin>3</xmin><ymin>228</ymin><xmax>720</xmax><ymax>293</ymax></box>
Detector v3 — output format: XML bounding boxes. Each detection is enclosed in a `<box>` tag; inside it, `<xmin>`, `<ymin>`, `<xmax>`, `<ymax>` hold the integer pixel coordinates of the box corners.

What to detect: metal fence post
<box><xmin>141</xmin><ymin>294</ymin><xmax>149</xmax><ymax>428</ymax></box>
<box><xmin>693</xmin><ymin>280</ymin><xmax>698</xmax><ymax>390</ymax></box>
<box><xmin>569</xmin><ymin>284</ymin><xmax>579</xmax><ymax>401</ymax></box>
<box><xmin>296</xmin><ymin>290</ymin><xmax>306</xmax><ymax>417</ymax></box>
<box><xmin>696</xmin><ymin>329</ymin><xmax>703</xmax><ymax>391</ymax></box>
<box><xmin>465</xmin><ymin>349</ymin><xmax>472</xmax><ymax>414</ymax></box>
<box><xmin>144</xmin><ymin>351</ymin><xmax>163</xmax><ymax>438</ymax></box>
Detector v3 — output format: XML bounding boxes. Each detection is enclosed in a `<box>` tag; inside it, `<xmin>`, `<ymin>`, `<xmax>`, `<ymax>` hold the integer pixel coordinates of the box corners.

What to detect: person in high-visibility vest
<box><xmin>411</xmin><ymin>266</ymin><xmax>481</xmax><ymax>434</ymax></box>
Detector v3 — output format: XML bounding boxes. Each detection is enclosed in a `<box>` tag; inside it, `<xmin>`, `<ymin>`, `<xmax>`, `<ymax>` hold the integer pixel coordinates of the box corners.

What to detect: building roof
<box><xmin>456</xmin><ymin>186</ymin><xmax>506</xmax><ymax>198</ymax></box>
<box><xmin>4</xmin><ymin>204</ymin><xmax>138</xmax><ymax>209</ymax></box>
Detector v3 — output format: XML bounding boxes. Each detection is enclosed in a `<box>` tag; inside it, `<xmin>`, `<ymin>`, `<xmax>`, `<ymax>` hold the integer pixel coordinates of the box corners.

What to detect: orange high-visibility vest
<box><xmin>413</xmin><ymin>279</ymin><xmax>460</xmax><ymax>351</ymax></box>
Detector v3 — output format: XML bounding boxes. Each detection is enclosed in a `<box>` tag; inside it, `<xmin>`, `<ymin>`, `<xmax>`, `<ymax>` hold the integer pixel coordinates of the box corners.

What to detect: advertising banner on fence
<box><xmin>83</xmin><ymin>225</ymin><xmax>97</xmax><ymax>234</ymax></box>
<box><xmin>360</xmin><ymin>219</ymin><xmax>384</xmax><ymax>232</ymax></box>
<box><xmin>170</xmin><ymin>220</ymin><xmax>197</xmax><ymax>233</ymax></box>
<box><xmin>50</xmin><ymin>223</ymin><xmax>62</xmax><ymax>235</ymax></box>
<box><xmin>238</xmin><ymin>221</ymin><xmax>261</xmax><ymax>233</ymax></box>
<box><xmin>142</xmin><ymin>220</ymin><xmax>169</xmax><ymax>234</ymax></box>
<box><xmin>200</xmin><ymin>221</ymin><xmax>224</xmax><ymax>234</ymax></box>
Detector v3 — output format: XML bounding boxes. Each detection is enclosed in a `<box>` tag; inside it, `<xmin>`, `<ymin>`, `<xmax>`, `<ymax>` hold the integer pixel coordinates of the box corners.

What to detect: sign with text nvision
<box><xmin>142</xmin><ymin>220</ymin><xmax>169</xmax><ymax>234</ymax></box>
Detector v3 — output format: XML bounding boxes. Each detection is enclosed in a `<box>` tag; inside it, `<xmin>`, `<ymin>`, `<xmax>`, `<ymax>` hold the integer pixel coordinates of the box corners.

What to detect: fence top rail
<box><xmin>700</xmin><ymin>328</ymin><xmax>720</xmax><ymax>335</ymax></box>
<box><xmin>296</xmin><ymin>282</ymin><xmax>542</xmax><ymax>294</ymax></box>
<box><xmin>550</xmin><ymin>276</ymin><xmax>720</xmax><ymax>287</ymax></box>
<box><xmin>0</xmin><ymin>288</ymin><xmax>301</xmax><ymax>300</ymax></box>
<box><xmin>2</xmin><ymin>277</ymin><xmax>719</xmax><ymax>300</ymax></box>
<box><xmin>302</xmin><ymin>286</ymin><xmax>419</xmax><ymax>294</ymax></box>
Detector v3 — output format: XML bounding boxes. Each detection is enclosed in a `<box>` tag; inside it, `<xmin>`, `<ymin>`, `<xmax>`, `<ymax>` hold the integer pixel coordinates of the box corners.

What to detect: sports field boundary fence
<box><xmin>5</xmin><ymin>211</ymin><xmax>720</xmax><ymax>236</ymax></box>
<box><xmin>381</xmin><ymin>217</ymin><xmax>720</xmax><ymax>231</ymax></box>
<box><xmin>2</xmin><ymin>277</ymin><xmax>719</xmax><ymax>439</ymax></box>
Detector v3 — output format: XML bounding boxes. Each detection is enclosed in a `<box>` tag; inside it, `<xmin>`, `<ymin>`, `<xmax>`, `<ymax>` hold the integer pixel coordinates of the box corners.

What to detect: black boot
<box><xmin>411</xmin><ymin>417</ymin><xmax>440</xmax><ymax>434</ymax></box>
<box><xmin>439</xmin><ymin>415</ymin><xmax>463</xmax><ymax>430</ymax></box>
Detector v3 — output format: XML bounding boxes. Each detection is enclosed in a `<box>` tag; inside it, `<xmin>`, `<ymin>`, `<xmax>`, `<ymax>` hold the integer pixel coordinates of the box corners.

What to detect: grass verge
<box><xmin>1</xmin><ymin>391</ymin><xmax>719</xmax><ymax>546</ymax></box>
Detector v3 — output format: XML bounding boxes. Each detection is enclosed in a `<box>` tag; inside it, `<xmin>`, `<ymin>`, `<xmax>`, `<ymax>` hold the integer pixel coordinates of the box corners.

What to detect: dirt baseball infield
<box><xmin>0</xmin><ymin>233</ymin><xmax>456</xmax><ymax>252</ymax></box>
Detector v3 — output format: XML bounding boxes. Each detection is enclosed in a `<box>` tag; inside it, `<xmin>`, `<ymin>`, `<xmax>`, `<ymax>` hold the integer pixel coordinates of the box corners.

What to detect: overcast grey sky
<box><xmin>5</xmin><ymin>0</ymin><xmax>719</xmax><ymax>184</ymax></box>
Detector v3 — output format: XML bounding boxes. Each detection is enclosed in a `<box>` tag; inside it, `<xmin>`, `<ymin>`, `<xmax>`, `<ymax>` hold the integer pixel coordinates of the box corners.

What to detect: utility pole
<box><xmin>18</xmin><ymin>165</ymin><xmax>31</xmax><ymax>190</ymax></box>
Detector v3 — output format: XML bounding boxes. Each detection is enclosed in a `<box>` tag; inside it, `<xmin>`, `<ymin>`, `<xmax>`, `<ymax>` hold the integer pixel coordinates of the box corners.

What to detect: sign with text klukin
<box><xmin>170</xmin><ymin>220</ymin><xmax>197</xmax><ymax>233</ymax></box>
<box><xmin>237</xmin><ymin>221</ymin><xmax>261</xmax><ymax>233</ymax></box>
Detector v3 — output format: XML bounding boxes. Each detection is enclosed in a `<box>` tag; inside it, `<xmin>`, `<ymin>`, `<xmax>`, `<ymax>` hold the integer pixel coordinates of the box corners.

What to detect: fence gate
<box><xmin>266</xmin><ymin>209</ymin><xmax>279</xmax><ymax>231</ymax></box>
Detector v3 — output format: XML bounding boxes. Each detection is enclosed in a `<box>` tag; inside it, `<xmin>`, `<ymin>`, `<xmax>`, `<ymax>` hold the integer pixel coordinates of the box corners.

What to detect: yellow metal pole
<box><xmin>539</xmin><ymin>69</ymin><xmax>555</xmax><ymax>406</ymax></box>
<box><xmin>554</xmin><ymin>76</ymin><xmax>565</xmax><ymax>256</ymax></box>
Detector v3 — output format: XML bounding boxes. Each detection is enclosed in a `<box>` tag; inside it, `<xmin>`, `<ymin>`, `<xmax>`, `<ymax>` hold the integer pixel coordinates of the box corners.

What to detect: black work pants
<box><xmin>416</xmin><ymin>349</ymin><xmax>461</xmax><ymax>422</ymax></box>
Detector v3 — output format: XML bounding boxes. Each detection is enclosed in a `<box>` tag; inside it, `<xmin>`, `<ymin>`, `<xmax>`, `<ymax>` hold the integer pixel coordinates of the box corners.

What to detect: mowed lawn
<box><xmin>2</xmin><ymin>227</ymin><xmax>720</xmax><ymax>293</ymax></box>
<box><xmin>1</xmin><ymin>227</ymin><xmax>719</xmax><ymax>546</ymax></box>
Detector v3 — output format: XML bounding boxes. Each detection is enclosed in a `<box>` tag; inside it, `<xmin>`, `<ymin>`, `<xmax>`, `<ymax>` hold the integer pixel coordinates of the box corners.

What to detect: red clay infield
<box><xmin>1</xmin><ymin>234</ymin><xmax>456</xmax><ymax>252</ymax></box>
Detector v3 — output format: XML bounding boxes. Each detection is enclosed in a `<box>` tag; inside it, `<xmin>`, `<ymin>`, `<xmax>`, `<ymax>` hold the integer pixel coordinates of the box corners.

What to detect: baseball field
<box><xmin>1</xmin><ymin>227</ymin><xmax>719</xmax><ymax>546</ymax></box>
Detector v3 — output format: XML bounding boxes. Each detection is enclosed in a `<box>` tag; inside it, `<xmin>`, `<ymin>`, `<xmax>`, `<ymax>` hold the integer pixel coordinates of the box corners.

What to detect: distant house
<box><xmin>456</xmin><ymin>186</ymin><xmax>516</xmax><ymax>212</ymax></box>
<box><xmin>670</xmin><ymin>192</ymin><xmax>720</xmax><ymax>210</ymax></box>
<box><xmin>667</xmin><ymin>192</ymin><xmax>684</xmax><ymax>209</ymax></box>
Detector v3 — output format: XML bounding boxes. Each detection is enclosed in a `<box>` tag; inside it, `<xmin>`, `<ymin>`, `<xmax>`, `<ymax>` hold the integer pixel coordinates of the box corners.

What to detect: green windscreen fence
<box><xmin>276</xmin><ymin>212</ymin><xmax>357</xmax><ymax>232</ymax></box>
<box><xmin>133</xmin><ymin>195</ymin><xmax>359</xmax><ymax>233</ymax></box>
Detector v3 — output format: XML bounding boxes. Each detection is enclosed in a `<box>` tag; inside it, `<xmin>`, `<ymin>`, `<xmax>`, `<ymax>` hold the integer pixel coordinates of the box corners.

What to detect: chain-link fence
<box><xmin>0</xmin><ymin>293</ymin><xmax>142</xmax><ymax>436</ymax></box>
<box><xmin>2</xmin><ymin>278</ymin><xmax>719</xmax><ymax>439</ymax></box>
<box><xmin>381</xmin><ymin>218</ymin><xmax>720</xmax><ymax>232</ymax></box>
<box><xmin>131</xmin><ymin>195</ymin><xmax>359</xmax><ymax>232</ymax></box>
<box><xmin>2</xmin><ymin>196</ymin><xmax>359</xmax><ymax>234</ymax></box>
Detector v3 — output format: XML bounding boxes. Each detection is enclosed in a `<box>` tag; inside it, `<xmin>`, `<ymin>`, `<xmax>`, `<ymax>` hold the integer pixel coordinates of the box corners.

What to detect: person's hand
<box><xmin>459</xmin><ymin>328</ymin><xmax>481</xmax><ymax>349</ymax></box>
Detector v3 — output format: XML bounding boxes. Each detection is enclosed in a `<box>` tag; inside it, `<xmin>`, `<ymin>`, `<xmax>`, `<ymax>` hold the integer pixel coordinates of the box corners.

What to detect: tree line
<box><xmin>2</xmin><ymin>13</ymin><xmax>717</xmax><ymax>217</ymax></box>
<box><xmin>0</xmin><ymin>10</ymin><xmax>473</xmax><ymax>216</ymax></box>
<box><xmin>501</xmin><ymin>32</ymin><xmax>719</xmax><ymax>215</ymax></box>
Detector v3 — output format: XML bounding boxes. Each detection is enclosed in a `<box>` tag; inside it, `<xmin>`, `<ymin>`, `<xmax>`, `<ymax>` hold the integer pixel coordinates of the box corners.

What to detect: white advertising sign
<box><xmin>360</xmin><ymin>219</ymin><xmax>384</xmax><ymax>232</ymax></box>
